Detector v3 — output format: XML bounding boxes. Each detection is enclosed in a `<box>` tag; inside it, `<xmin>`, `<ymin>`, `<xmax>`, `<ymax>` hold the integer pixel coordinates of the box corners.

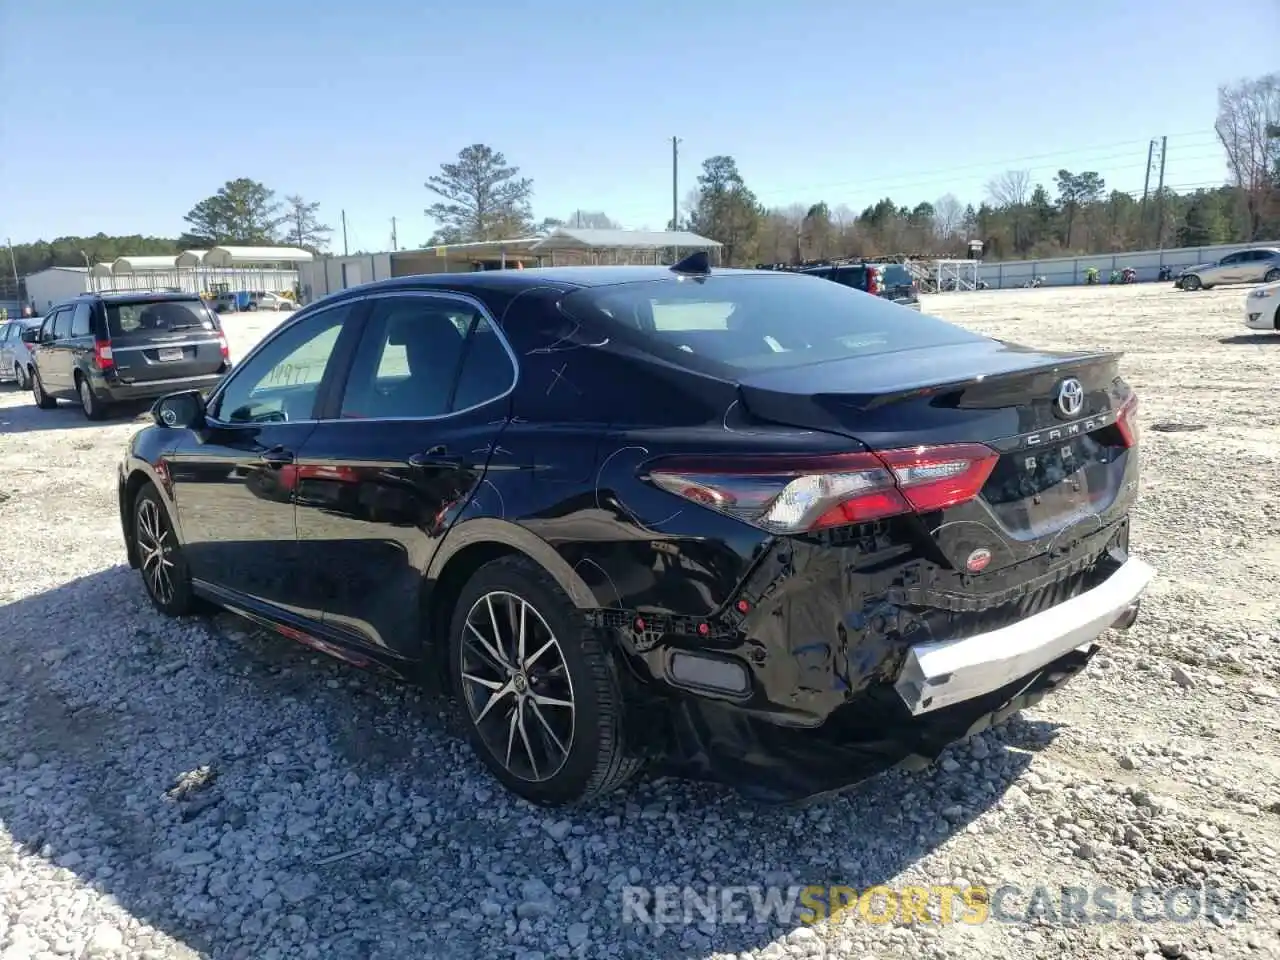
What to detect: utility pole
<box><xmin>1140</xmin><ymin>139</ymin><xmax>1156</xmax><ymax>245</ymax></box>
<box><xmin>6</xmin><ymin>238</ymin><xmax>19</xmax><ymax>304</ymax></box>
<box><xmin>671</xmin><ymin>136</ymin><xmax>680</xmax><ymax>231</ymax></box>
<box><xmin>341</xmin><ymin>210</ymin><xmax>349</xmax><ymax>257</ymax></box>
<box><xmin>670</xmin><ymin>135</ymin><xmax>681</xmax><ymax>264</ymax></box>
<box><xmin>390</xmin><ymin>217</ymin><xmax>398</xmax><ymax>252</ymax></box>
<box><xmin>1153</xmin><ymin>135</ymin><xmax>1168</xmax><ymax>249</ymax></box>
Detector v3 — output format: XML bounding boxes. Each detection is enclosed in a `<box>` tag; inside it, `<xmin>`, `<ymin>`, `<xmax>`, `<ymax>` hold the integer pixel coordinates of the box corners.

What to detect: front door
<box><xmin>293</xmin><ymin>291</ymin><xmax>516</xmax><ymax>657</ymax></box>
<box><xmin>38</xmin><ymin>308</ymin><xmax>74</xmax><ymax>396</ymax></box>
<box><xmin>166</xmin><ymin>300</ymin><xmax>362</xmax><ymax>618</ymax></box>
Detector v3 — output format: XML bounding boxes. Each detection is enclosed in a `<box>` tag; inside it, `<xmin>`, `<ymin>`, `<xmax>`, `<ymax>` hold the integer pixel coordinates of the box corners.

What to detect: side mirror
<box><xmin>20</xmin><ymin>328</ymin><xmax>40</xmax><ymax>344</ymax></box>
<box><xmin>152</xmin><ymin>390</ymin><xmax>206</xmax><ymax>429</ymax></box>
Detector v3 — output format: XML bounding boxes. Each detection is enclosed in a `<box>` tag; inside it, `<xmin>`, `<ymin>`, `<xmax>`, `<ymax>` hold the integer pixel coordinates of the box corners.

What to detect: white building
<box><xmin>23</xmin><ymin>246</ymin><xmax>314</xmax><ymax>312</ymax></box>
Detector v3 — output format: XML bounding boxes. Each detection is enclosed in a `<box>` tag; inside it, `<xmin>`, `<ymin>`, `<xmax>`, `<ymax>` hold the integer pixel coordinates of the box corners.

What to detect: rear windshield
<box><xmin>881</xmin><ymin>264</ymin><xmax>913</xmax><ymax>286</ymax></box>
<box><xmin>559</xmin><ymin>273</ymin><xmax>975</xmax><ymax>373</ymax></box>
<box><xmin>107</xmin><ymin>300</ymin><xmax>216</xmax><ymax>340</ymax></box>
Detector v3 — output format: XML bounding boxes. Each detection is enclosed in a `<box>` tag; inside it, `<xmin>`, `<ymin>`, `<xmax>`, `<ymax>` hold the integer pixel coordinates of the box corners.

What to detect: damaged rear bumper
<box><xmin>893</xmin><ymin>557</ymin><xmax>1155</xmax><ymax>715</ymax></box>
<box><xmin>650</xmin><ymin>548</ymin><xmax>1156</xmax><ymax>803</ymax></box>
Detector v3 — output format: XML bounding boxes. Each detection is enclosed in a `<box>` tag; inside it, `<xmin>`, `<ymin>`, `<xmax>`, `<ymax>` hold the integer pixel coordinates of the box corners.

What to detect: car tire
<box><xmin>31</xmin><ymin>368</ymin><xmax>56</xmax><ymax>409</ymax></box>
<box><xmin>1265</xmin><ymin>268</ymin><xmax>1280</xmax><ymax>283</ymax></box>
<box><xmin>14</xmin><ymin>364</ymin><xmax>28</xmax><ymax>389</ymax></box>
<box><xmin>133</xmin><ymin>483</ymin><xmax>198</xmax><ymax>616</ymax></box>
<box><xmin>448</xmin><ymin>555</ymin><xmax>644</xmax><ymax>806</ymax></box>
<box><xmin>1180</xmin><ymin>274</ymin><xmax>1202</xmax><ymax>291</ymax></box>
<box><xmin>77</xmin><ymin>374</ymin><xmax>108</xmax><ymax>421</ymax></box>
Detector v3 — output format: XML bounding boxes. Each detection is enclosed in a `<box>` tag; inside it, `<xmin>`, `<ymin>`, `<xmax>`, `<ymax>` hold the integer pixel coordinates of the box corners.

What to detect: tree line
<box><xmin>7</xmin><ymin>72</ymin><xmax>1275</xmax><ymax>286</ymax></box>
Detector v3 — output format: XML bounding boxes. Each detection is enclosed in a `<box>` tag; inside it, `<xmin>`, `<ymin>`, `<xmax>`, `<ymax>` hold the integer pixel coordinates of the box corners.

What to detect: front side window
<box><xmin>212</xmin><ymin>305</ymin><xmax>350</xmax><ymax>424</ymax></box>
<box><xmin>0</xmin><ymin>323</ymin><xmax>12</xmax><ymax>342</ymax></box>
<box><xmin>560</xmin><ymin>273</ymin><xmax>979</xmax><ymax>374</ymax></box>
<box><xmin>339</xmin><ymin>296</ymin><xmax>510</xmax><ymax>419</ymax></box>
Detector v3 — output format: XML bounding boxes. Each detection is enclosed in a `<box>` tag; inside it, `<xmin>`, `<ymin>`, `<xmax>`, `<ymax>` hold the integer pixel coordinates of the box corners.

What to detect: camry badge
<box><xmin>965</xmin><ymin>548</ymin><xmax>992</xmax><ymax>573</ymax></box>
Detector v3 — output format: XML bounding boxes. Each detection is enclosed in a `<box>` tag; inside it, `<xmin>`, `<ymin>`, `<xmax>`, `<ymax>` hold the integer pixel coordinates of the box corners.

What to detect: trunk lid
<box><xmin>736</xmin><ymin>339</ymin><xmax>1137</xmax><ymax>572</ymax></box>
<box><xmin>105</xmin><ymin>299</ymin><xmax>227</xmax><ymax>383</ymax></box>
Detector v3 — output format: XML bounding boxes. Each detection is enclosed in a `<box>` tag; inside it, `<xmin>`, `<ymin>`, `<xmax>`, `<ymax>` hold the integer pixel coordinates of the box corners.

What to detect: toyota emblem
<box><xmin>1055</xmin><ymin>378</ymin><xmax>1085</xmax><ymax>418</ymax></box>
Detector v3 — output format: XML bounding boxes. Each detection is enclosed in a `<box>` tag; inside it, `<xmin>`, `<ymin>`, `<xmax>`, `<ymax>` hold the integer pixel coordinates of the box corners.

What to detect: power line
<box><xmin>740</xmin><ymin>131</ymin><xmax>1221</xmax><ymax>203</ymax></box>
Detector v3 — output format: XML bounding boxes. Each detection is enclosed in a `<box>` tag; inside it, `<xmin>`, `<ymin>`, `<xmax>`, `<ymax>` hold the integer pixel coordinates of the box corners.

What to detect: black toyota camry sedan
<box><xmin>117</xmin><ymin>254</ymin><xmax>1154</xmax><ymax>805</ymax></box>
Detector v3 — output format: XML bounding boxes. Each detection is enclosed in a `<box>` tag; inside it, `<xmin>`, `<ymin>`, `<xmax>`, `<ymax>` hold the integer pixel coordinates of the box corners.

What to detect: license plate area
<box><xmin>157</xmin><ymin>347</ymin><xmax>184</xmax><ymax>362</ymax></box>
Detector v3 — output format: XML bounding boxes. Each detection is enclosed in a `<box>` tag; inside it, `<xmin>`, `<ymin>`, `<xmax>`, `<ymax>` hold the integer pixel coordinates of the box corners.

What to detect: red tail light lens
<box><xmin>217</xmin><ymin>332</ymin><xmax>230</xmax><ymax>362</ymax></box>
<box><xmin>866</xmin><ymin>267</ymin><xmax>881</xmax><ymax>295</ymax></box>
<box><xmin>93</xmin><ymin>341</ymin><xmax>113</xmax><ymax>371</ymax></box>
<box><xmin>644</xmin><ymin>444</ymin><xmax>998</xmax><ymax>535</ymax></box>
<box><xmin>1116</xmin><ymin>394</ymin><xmax>1138</xmax><ymax>448</ymax></box>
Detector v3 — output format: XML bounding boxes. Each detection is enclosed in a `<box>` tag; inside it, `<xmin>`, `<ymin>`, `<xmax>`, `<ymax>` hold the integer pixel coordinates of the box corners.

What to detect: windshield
<box><xmin>107</xmin><ymin>300</ymin><xmax>215</xmax><ymax>340</ymax></box>
<box><xmin>559</xmin><ymin>273</ymin><xmax>978</xmax><ymax>373</ymax></box>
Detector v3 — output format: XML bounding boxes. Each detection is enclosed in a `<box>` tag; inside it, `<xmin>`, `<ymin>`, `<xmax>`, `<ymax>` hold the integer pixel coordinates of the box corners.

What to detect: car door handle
<box><xmin>260</xmin><ymin>447</ymin><xmax>295</xmax><ymax>466</ymax></box>
<box><xmin>408</xmin><ymin>447</ymin><xmax>461</xmax><ymax>469</ymax></box>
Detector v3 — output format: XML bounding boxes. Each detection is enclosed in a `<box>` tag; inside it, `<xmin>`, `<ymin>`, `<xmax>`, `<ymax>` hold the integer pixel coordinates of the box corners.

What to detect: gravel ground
<box><xmin>0</xmin><ymin>286</ymin><xmax>1277</xmax><ymax>960</ymax></box>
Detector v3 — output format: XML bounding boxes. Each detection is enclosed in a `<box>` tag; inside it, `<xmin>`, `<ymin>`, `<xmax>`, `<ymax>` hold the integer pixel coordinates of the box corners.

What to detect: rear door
<box><xmin>65</xmin><ymin>301</ymin><xmax>96</xmax><ymax>385</ymax></box>
<box><xmin>293</xmin><ymin>291</ymin><xmax>515</xmax><ymax>657</ymax></box>
<box><xmin>106</xmin><ymin>299</ymin><xmax>226</xmax><ymax>384</ymax></box>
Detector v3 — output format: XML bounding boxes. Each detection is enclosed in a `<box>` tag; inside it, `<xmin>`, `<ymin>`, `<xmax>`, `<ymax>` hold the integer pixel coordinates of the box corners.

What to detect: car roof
<box><xmin>326</xmin><ymin>265</ymin><xmax>765</xmax><ymax>300</ymax></box>
<box><xmin>89</xmin><ymin>291</ymin><xmax>203</xmax><ymax>303</ymax></box>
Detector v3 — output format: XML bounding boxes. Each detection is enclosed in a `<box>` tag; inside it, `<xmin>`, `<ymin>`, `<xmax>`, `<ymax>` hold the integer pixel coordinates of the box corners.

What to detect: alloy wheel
<box><xmin>136</xmin><ymin>498</ymin><xmax>176</xmax><ymax>606</ymax></box>
<box><xmin>459</xmin><ymin>590</ymin><xmax>576</xmax><ymax>782</ymax></box>
<box><xmin>80</xmin><ymin>379</ymin><xmax>93</xmax><ymax>416</ymax></box>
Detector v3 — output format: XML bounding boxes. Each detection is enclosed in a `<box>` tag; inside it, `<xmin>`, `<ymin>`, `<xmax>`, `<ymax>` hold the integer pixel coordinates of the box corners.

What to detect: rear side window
<box><xmin>830</xmin><ymin>267</ymin><xmax>867</xmax><ymax>288</ymax></box>
<box><xmin>106</xmin><ymin>300</ymin><xmax>214</xmax><ymax>341</ymax></box>
<box><xmin>70</xmin><ymin>303</ymin><xmax>93</xmax><ymax>337</ymax></box>
<box><xmin>339</xmin><ymin>296</ymin><xmax>510</xmax><ymax>420</ymax></box>
<box><xmin>559</xmin><ymin>273</ymin><xmax>978</xmax><ymax>374</ymax></box>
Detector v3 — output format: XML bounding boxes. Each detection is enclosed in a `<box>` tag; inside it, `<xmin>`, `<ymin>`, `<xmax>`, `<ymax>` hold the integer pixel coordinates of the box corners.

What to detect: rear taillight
<box><xmin>865</xmin><ymin>266</ymin><xmax>882</xmax><ymax>295</ymax></box>
<box><xmin>217</xmin><ymin>332</ymin><xmax>230</xmax><ymax>362</ymax></box>
<box><xmin>93</xmin><ymin>341</ymin><xmax>113</xmax><ymax>371</ymax></box>
<box><xmin>644</xmin><ymin>444</ymin><xmax>998</xmax><ymax>535</ymax></box>
<box><xmin>1116</xmin><ymin>393</ymin><xmax>1139</xmax><ymax>448</ymax></box>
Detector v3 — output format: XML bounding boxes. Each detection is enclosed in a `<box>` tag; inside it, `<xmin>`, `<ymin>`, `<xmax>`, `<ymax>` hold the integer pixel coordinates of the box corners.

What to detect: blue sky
<box><xmin>1</xmin><ymin>0</ymin><xmax>1277</xmax><ymax>250</ymax></box>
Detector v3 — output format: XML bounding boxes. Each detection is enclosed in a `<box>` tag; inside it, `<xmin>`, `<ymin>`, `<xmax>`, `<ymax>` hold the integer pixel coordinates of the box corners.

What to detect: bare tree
<box><xmin>985</xmin><ymin>170</ymin><xmax>1031</xmax><ymax>208</ymax></box>
<box><xmin>933</xmin><ymin>193</ymin><xmax>963</xmax><ymax>239</ymax></box>
<box><xmin>1215</xmin><ymin>72</ymin><xmax>1280</xmax><ymax>239</ymax></box>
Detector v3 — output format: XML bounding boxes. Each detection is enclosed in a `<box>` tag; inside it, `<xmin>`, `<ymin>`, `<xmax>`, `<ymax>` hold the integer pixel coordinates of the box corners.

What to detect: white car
<box><xmin>257</xmin><ymin>293</ymin><xmax>296</xmax><ymax>312</ymax></box>
<box><xmin>1244</xmin><ymin>281</ymin><xmax>1280</xmax><ymax>333</ymax></box>
<box><xmin>0</xmin><ymin>316</ymin><xmax>43</xmax><ymax>387</ymax></box>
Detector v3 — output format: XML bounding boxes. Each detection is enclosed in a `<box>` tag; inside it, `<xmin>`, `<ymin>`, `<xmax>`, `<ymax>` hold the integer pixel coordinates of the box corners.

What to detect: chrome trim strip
<box><xmin>112</xmin><ymin>339</ymin><xmax>220</xmax><ymax>352</ymax></box>
<box><xmin>202</xmin><ymin>288</ymin><xmax>519</xmax><ymax>429</ymax></box>
<box><xmin>894</xmin><ymin>557</ymin><xmax>1155</xmax><ymax>715</ymax></box>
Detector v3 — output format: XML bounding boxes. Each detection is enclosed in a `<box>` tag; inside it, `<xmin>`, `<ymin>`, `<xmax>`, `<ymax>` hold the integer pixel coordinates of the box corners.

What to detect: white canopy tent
<box><xmin>111</xmin><ymin>255</ymin><xmax>178</xmax><ymax>273</ymax></box>
<box><xmin>204</xmin><ymin>246</ymin><xmax>314</xmax><ymax>267</ymax></box>
<box><xmin>529</xmin><ymin>228</ymin><xmax>722</xmax><ymax>265</ymax></box>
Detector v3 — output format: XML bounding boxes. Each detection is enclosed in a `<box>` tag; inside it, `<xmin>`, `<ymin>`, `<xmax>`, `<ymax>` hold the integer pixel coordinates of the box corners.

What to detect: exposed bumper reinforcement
<box><xmin>895</xmin><ymin>557</ymin><xmax>1156</xmax><ymax>715</ymax></box>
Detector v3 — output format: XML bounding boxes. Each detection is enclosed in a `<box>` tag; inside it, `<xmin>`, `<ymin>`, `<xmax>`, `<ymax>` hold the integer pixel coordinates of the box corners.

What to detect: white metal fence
<box><xmin>974</xmin><ymin>240</ymin><xmax>1280</xmax><ymax>289</ymax></box>
<box><xmin>93</xmin><ymin>268</ymin><xmax>299</xmax><ymax>295</ymax></box>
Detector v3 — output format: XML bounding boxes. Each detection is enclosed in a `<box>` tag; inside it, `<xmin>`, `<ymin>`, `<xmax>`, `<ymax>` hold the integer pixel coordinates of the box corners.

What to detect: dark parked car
<box><xmin>26</xmin><ymin>292</ymin><xmax>231</xmax><ymax>419</ymax></box>
<box><xmin>117</xmin><ymin>255</ymin><xmax>1153</xmax><ymax>806</ymax></box>
<box><xmin>798</xmin><ymin>260</ymin><xmax>921</xmax><ymax>309</ymax></box>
